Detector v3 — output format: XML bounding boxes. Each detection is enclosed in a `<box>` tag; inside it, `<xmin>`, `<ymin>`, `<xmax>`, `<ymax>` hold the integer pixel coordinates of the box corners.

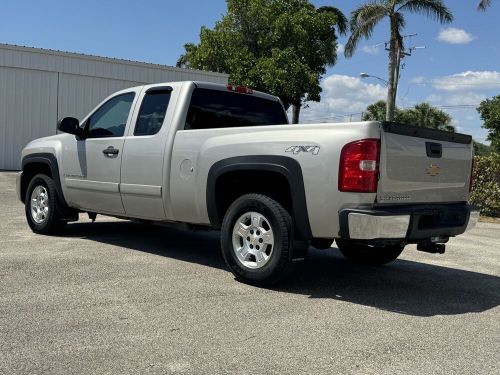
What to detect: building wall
<box><xmin>0</xmin><ymin>44</ymin><xmax>228</xmax><ymax>170</ymax></box>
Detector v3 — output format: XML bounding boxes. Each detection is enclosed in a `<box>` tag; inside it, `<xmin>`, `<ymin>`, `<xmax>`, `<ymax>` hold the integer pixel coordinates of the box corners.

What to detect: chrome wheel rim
<box><xmin>232</xmin><ymin>211</ymin><xmax>274</xmax><ymax>269</ymax></box>
<box><xmin>30</xmin><ymin>185</ymin><xmax>49</xmax><ymax>224</ymax></box>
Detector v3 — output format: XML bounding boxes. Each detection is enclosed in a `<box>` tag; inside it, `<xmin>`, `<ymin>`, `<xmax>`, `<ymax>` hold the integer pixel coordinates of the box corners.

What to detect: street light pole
<box><xmin>359</xmin><ymin>73</ymin><xmax>389</xmax><ymax>86</ymax></box>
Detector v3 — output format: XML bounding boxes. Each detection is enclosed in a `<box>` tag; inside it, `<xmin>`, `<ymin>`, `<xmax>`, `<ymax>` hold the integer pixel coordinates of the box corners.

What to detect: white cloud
<box><xmin>445</xmin><ymin>92</ymin><xmax>485</xmax><ymax>106</ymax></box>
<box><xmin>337</xmin><ymin>43</ymin><xmax>345</xmax><ymax>54</ymax></box>
<box><xmin>300</xmin><ymin>74</ymin><xmax>386</xmax><ymax>122</ymax></box>
<box><xmin>425</xmin><ymin>91</ymin><xmax>484</xmax><ymax>106</ymax></box>
<box><xmin>362</xmin><ymin>45</ymin><xmax>381</xmax><ymax>55</ymax></box>
<box><xmin>437</xmin><ymin>27</ymin><xmax>474</xmax><ymax>44</ymax></box>
<box><xmin>411</xmin><ymin>76</ymin><xmax>426</xmax><ymax>84</ymax></box>
<box><xmin>425</xmin><ymin>94</ymin><xmax>442</xmax><ymax>103</ymax></box>
<box><xmin>432</xmin><ymin>71</ymin><xmax>500</xmax><ymax>91</ymax></box>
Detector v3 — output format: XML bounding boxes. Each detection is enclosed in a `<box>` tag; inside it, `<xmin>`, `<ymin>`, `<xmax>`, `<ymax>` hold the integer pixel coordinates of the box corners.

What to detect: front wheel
<box><xmin>220</xmin><ymin>194</ymin><xmax>296</xmax><ymax>285</ymax></box>
<box><xmin>25</xmin><ymin>174</ymin><xmax>66</xmax><ymax>234</ymax></box>
<box><xmin>336</xmin><ymin>239</ymin><xmax>405</xmax><ymax>266</ymax></box>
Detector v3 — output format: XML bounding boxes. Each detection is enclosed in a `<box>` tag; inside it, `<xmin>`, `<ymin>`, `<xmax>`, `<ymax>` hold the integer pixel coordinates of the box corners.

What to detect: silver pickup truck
<box><xmin>17</xmin><ymin>81</ymin><xmax>478</xmax><ymax>285</ymax></box>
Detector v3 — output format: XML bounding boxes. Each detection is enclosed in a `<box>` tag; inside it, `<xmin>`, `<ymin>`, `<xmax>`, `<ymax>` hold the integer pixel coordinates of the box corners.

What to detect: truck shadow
<box><xmin>64</xmin><ymin>220</ymin><xmax>500</xmax><ymax>317</ymax></box>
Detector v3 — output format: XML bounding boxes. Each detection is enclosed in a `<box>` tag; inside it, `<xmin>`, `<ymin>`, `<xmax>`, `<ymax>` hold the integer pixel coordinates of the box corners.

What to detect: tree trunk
<box><xmin>392</xmin><ymin>46</ymin><xmax>402</xmax><ymax>117</ymax></box>
<box><xmin>386</xmin><ymin>18</ymin><xmax>399</xmax><ymax>122</ymax></box>
<box><xmin>292</xmin><ymin>101</ymin><xmax>301</xmax><ymax>124</ymax></box>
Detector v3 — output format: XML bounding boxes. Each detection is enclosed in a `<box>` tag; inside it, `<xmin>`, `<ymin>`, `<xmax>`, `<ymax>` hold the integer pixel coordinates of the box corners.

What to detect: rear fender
<box><xmin>207</xmin><ymin>155</ymin><xmax>312</xmax><ymax>240</ymax></box>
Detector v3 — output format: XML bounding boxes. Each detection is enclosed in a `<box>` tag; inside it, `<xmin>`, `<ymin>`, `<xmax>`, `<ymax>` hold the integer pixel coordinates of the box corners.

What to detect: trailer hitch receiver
<box><xmin>417</xmin><ymin>237</ymin><xmax>448</xmax><ymax>254</ymax></box>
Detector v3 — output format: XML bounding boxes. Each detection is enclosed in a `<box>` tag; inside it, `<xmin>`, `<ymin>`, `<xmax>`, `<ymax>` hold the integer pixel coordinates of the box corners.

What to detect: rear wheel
<box><xmin>220</xmin><ymin>194</ymin><xmax>297</xmax><ymax>285</ymax></box>
<box><xmin>336</xmin><ymin>239</ymin><xmax>404</xmax><ymax>265</ymax></box>
<box><xmin>25</xmin><ymin>174</ymin><xmax>66</xmax><ymax>234</ymax></box>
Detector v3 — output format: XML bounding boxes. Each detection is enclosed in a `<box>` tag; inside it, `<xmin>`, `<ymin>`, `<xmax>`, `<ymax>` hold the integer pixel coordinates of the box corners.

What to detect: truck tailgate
<box><xmin>377</xmin><ymin>123</ymin><xmax>473</xmax><ymax>204</ymax></box>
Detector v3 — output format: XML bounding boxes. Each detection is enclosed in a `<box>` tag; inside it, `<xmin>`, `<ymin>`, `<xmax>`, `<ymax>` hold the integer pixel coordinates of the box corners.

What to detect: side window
<box><xmin>86</xmin><ymin>93</ymin><xmax>135</xmax><ymax>138</ymax></box>
<box><xmin>185</xmin><ymin>88</ymin><xmax>288</xmax><ymax>130</ymax></box>
<box><xmin>134</xmin><ymin>89</ymin><xmax>171</xmax><ymax>136</ymax></box>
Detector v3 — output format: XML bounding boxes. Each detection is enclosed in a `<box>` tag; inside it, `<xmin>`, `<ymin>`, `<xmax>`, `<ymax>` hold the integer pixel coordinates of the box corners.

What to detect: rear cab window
<box><xmin>185</xmin><ymin>88</ymin><xmax>288</xmax><ymax>130</ymax></box>
<box><xmin>134</xmin><ymin>88</ymin><xmax>172</xmax><ymax>136</ymax></box>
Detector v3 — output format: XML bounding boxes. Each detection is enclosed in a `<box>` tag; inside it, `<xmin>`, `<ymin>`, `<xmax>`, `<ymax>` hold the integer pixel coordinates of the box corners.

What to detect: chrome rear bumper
<box><xmin>340</xmin><ymin>203</ymin><xmax>478</xmax><ymax>243</ymax></box>
<box><xmin>348</xmin><ymin>213</ymin><xmax>410</xmax><ymax>240</ymax></box>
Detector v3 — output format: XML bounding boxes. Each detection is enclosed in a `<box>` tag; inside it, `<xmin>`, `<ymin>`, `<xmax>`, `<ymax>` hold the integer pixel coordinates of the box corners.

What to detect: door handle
<box><xmin>102</xmin><ymin>146</ymin><xmax>119</xmax><ymax>156</ymax></box>
<box><xmin>426</xmin><ymin>142</ymin><xmax>442</xmax><ymax>158</ymax></box>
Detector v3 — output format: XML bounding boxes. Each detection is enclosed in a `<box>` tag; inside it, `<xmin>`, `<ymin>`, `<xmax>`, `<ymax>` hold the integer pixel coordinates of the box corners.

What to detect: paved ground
<box><xmin>0</xmin><ymin>171</ymin><xmax>499</xmax><ymax>375</ymax></box>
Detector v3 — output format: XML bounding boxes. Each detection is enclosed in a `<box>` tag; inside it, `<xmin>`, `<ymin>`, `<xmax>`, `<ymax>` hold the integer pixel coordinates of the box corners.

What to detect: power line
<box><xmin>434</xmin><ymin>105</ymin><xmax>478</xmax><ymax>108</ymax></box>
<box><xmin>413</xmin><ymin>81</ymin><xmax>500</xmax><ymax>87</ymax></box>
<box><xmin>302</xmin><ymin>104</ymin><xmax>480</xmax><ymax>123</ymax></box>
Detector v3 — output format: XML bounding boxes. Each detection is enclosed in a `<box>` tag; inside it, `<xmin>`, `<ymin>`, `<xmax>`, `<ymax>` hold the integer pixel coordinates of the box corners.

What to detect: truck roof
<box><xmin>133</xmin><ymin>81</ymin><xmax>282</xmax><ymax>103</ymax></box>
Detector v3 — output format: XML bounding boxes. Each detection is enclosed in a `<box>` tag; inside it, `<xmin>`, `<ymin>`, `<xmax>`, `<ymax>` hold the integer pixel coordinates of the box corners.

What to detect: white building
<box><xmin>0</xmin><ymin>43</ymin><xmax>228</xmax><ymax>170</ymax></box>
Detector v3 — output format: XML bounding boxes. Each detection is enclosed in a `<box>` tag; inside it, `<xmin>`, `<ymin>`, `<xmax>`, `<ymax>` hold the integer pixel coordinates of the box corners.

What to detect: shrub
<box><xmin>470</xmin><ymin>153</ymin><xmax>500</xmax><ymax>217</ymax></box>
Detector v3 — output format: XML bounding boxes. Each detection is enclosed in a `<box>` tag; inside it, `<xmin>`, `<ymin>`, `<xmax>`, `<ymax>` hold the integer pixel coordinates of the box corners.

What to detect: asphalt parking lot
<box><xmin>0</xmin><ymin>171</ymin><xmax>499</xmax><ymax>374</ymax></box>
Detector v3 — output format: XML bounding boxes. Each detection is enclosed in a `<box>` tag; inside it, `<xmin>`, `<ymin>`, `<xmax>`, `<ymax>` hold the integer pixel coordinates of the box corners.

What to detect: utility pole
<box><xmin>384</xmin><ymin>33</ymin><xmax>424</xmax><ymax>122</ymax></box>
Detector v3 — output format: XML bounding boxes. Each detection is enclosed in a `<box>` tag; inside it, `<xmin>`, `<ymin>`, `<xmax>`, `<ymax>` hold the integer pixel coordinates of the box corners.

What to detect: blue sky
<box><xmin>1</xmin><ymin>0</ymin><xmax>499</xmax><ymax>142</ymax></box>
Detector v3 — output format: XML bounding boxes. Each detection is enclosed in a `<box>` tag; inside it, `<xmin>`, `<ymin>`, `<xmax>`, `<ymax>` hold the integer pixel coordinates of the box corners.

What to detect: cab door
<box><xmin>61</xmin><ymin>91</ymin><xmax>138</xmax><ymax>215</ymax></box>
<box><xmin>120</xmin><ymin>86</ymin><xmax>176</xmax><ymax>220</ymax></box>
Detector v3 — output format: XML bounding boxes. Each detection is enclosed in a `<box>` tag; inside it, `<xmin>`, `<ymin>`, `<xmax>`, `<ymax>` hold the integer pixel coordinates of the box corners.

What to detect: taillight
<box><xmin>339</xmin><ymin>139</ymin><xmax>380</xmax><ymax>193</ymax></box>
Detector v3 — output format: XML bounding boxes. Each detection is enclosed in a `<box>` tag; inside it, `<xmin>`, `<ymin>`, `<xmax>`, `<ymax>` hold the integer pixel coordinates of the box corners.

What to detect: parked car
<box><xmin>17</xmin><ymin>81</ymin><xmax>479</xmax><ymax>284</ymax></box>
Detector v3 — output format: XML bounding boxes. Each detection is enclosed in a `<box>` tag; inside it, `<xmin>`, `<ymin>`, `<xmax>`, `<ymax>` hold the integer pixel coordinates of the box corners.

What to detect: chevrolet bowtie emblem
<box><xmin>426</xmin><ymin>164</ymin><xmax>441</xmax><ymax>177</ymax></box>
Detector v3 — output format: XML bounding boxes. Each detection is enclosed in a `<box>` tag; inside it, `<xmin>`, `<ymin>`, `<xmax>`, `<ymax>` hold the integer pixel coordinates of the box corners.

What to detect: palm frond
<box><xmin>318</xmin><ymin>6</ymin><xmax>349</xmax><ymax>35</ymax></box>
<box><xmin>345</xmin><ymin>2</ymin><xmax>388</xmax><ymax>58</ymax></box>
<box><xmin>478</xmin><ymin>0</ymin><xmax>492</xmax><ymax>11</ymax></box>
<box><xmin>176</xmin><ymin>43</ymin><xmax>197</xmax><ymax>68</ymax></box>
<box><xmin>397</xmin><ymin>0</ymin><xmax>453</xmax><ymax>23</ymax></box>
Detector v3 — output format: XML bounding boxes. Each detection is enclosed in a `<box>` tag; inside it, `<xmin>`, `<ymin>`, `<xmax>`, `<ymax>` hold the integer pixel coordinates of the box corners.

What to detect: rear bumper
<box><xmin>339</xmin><ymin>203</ymin><xmax>479</xmax><ymax>242</ymax></box>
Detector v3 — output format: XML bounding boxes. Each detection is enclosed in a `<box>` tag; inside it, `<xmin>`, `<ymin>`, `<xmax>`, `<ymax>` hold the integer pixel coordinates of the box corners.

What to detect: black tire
<box><xmin>25</xmin><ymin>174</ymin><xmax>66</xmax><ymax>234</ymax></box>
<box><xmin>220</xmin><ymin>194</ymin><xmax>296</xmax><ymax>286</ymax></box>
<box><xmin>336</xmin><ymin>239</ymin><xmax>404</xmax><ymax>266</ymax></box>
<box><xmin>311</xmin><ymin>238</ymin><xmax>334</xmax><ymax>250</ymax></box>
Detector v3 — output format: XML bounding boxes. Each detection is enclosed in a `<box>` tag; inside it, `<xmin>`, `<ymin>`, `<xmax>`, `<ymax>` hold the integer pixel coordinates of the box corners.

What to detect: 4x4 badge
<box><xmin>285</xmin><ymin>146</ymin><xmax>320</xmax><ymax>155</ymax></box>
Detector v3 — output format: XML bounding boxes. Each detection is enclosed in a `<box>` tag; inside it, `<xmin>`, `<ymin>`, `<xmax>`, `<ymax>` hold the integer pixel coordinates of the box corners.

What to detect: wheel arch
<box><xmin>207</xmin><ymin>155</ymin><xmax>312</xmax><ymax>240</ymax></box>
<box><xmin>21</xmin><ymin>153</ymin><xmax>66</xmax><ymax>206</ymax></box>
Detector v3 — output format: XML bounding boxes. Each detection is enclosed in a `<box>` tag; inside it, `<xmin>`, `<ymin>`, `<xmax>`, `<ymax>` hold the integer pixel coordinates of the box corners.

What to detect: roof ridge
<box><xmin>0</xmin><ymin>42</ymin><xmax>228</xmax><ymax>77</ymax></box>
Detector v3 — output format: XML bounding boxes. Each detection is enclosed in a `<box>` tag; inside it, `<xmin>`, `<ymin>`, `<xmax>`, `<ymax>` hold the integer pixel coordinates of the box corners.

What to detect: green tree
<box><xmin>402</xmin><ymin>103</ymin><xmax>455</xmax><ymax>132</ymax></box>
<box><xmin>474</xmin><ymin>141</ymin><xmax>491</xmax><ymax>156</ymax></box>
<box><xmin>362</xmin><ymin>100</ymin><xmax>405</xmax><ymax>122</ymax></box>
<box><xmin>345</xmin><ymin>1</ymin><xmax>453</xmax><ymax>121</ymax></box>
<box><xmin>478</xmin><ymin>0</ymin><xmax>492</xmax><ymax>11</ymax></box>
<box><xmin>177</xmin><ymin>0</ymin><xmax>347</xmax><ymax>123</ymax></box>
<box><xmin>362</xmin><ymin>100</ymin><xmax>455</xmax><ymax>132</ymax></box>
<box><xmin>477</xmin><ymin>95</ymin><xmax>500</xmax><ymax>152</ymax></box>
<box><xmin>470</xmin><ymin>153</ymin><xmax>500</xmax><ymax>217</ymax></box>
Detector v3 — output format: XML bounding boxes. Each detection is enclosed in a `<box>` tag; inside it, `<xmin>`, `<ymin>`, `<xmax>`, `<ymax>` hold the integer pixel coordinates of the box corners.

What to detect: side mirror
<box><xmin>57</xmin><ymin>117</ymin><xmax>85</xmax><ymax>138</ymax></box>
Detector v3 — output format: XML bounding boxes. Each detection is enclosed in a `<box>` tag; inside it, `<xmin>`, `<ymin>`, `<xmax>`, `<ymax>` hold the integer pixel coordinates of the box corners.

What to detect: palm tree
<box><xmin>403</xmin><ymin>103</ymin><xmax>455</xmax><ymax>132</ymax></box>
<box><xmin>362</xmin><ymin>101</ymin><xmax>455</xmax><ymax>132</ymax></box>
<box><xmin>318</xmin><ymin>6</ymin><xmax>349</xmax><ymax>35</ymax></box>
<box><xmin>345</xmin><ymin>0</ymin><xmax>453</xmax><ymax>122</ymax></box>
<box><xmin>362</xmin><ymin>100</ymin><xmax>392</xmax><ymax>121</ymax></box>
<box><xmin>478</xmin><ymin>0</ymin><xmax>492</xmax><ymax>11</ymax></box>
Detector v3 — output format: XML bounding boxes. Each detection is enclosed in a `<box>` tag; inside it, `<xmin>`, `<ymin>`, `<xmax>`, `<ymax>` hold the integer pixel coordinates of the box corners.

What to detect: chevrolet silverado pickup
<box><xmin>17</xmin><ymin>81</ymin><xmax>479</xmax><ymax>285</ymax></box>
